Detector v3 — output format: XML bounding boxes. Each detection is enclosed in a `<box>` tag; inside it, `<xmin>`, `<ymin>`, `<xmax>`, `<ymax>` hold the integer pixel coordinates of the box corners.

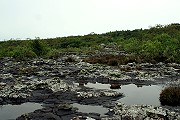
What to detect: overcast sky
<box><xmin>0</xmin><ymin>0</ymin><xmax>179</xmax><ymax>40</ymax></box>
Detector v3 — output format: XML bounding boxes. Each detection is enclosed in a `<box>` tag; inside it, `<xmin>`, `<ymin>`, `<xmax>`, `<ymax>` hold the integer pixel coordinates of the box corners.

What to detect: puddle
<box><xmin>74</xmin><ymin>82</ymin><xmax>110</xmax><ymax>89</ymax></box>
<box><xmin>79</xmin><ymin>82</ymin><xmax>163</xmax><ymax>106</ymax></box>
<box><xmin>0</xmin><ymin>102</ymin><xmax>43</xmax><ymax>120</ymax></box>
<box><xmin>118</xmin><ymin>84</ymin><xmax>162</xmax><ymax>106</ymax></box>
<box><xmin>73</xmin><ymin>103</ymin><xmax>108</xmax><ymax>116</ymax></box>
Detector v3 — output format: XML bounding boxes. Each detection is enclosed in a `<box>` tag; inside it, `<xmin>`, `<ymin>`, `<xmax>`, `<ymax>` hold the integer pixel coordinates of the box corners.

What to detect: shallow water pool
<box><xmin>73</xmin><ymin>103</ymin><xmax>108</xmax><ymax>116</ymax></box>
<box><xmin>83</xmin><ymin>82</ymin><xmax>163</xmax><ymax>106</ymax></box>
<box><xmin>0</xmin><ymin>102</ymin><xmax>43</xmax><ymax>120</ymax></box>
<box><xmin>118</xmin><ymin>84</ymin><xmax>163</xmax><ymax>105</ymax></box>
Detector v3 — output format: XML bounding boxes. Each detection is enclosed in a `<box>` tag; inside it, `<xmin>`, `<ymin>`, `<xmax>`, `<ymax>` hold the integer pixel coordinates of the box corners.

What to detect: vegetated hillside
<box><xmin>0</xmin><ymin>23</ymin><xmax>180</xmax><ymax>63</ymax></box>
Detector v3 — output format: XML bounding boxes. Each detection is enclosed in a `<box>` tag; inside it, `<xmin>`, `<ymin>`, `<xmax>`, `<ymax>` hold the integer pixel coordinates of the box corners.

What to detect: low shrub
<box><xmin>65</xmin><ymin>57</ymin><xmax>76</xmax><ymax>62</ymax></box>
<box><xmin>31</xmin><ymin>40</ymin><xmax>48</xmax><ymax>56</ymax></box>
<box><xmin>108</xmin><ymin>59</ymin><xmax>119</xmax><ymax>66</ymax></box>
<box><xmin>11</xmin><ymin>46</ymin><xmax>37</xmax><ymax>60</ymax></box>
<box><xmin>46</xmin><ymin>49</ymin><xmax>60</xmax><ymax>59</ymax></box>
<box><xmin>159</xmin><ymin>86</ymin><xmax>180</xmax><ymax>106</ymax></box>
<box><xmin>83</xmin><ymin>54</ymin><xmax>141</xmax><ymax>66</ymax></box>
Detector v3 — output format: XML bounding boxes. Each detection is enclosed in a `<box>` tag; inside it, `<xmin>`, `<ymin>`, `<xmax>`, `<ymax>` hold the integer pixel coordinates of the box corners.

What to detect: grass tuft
<box><xmin>159</xmin><ymin>86</ymin><xmax>180</xmax><ymax>106</ymax></box>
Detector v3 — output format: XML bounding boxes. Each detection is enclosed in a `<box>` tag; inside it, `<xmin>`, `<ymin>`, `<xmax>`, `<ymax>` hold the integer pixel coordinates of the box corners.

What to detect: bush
<box><xmin>11</xmin><ymin>46</ymin><xmax>37</xmax><ymax>60</ymax></box>
<box><xmin>123</xmin><ymin>38</ymin><xmax>142</xmax><ymax>53</ymax></box>
<box><xmin>31</xmin><ymin>40</ymin><xmax>47</xmax><ymax>56</ymax></box>
<box><xmin>160</xmin><ymin>86</ymin><xmax>180</xmax><ymax>106</ymax></box>
<box><xmin>108</xmin><ymin>59</ymin><xmax>119</xmax><ymax>66</ymax></box>
<box><xmin>59</xmin><ymin>38</ymin><xmax>86</xmax><ymax>48</ymax></box>
<box><xmin>65</xmin><ymin>57</ymin><xmax>76</xmax><ymax>62</ymax></box>
<box><xmin>141</xmin><ymin>40</ymin><xmax>163</xmax><ymax>61</ymax></box>
<box><xmin>83</xmin><ymin>54</ymin><xmax>141</xmax><ymax>66</ymax></box>
<box><xmin>46</xmin><ymin>49</ymin><xmax>60</xmax><ymax>59</ymax></box>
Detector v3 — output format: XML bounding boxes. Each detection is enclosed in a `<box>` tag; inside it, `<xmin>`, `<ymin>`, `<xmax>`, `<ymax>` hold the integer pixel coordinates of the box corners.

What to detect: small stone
<box><xmin>0</xmin><ymin>82</ymin><xmax>6</xmax><ymax>86</ymax></box>
<box><xmin>0</xmin><ymin>97</ymin><xmax>3</xmax><ymax>103</ymax></box>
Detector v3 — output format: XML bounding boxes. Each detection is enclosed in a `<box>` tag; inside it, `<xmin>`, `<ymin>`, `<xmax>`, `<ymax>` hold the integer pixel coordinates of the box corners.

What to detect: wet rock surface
<box><xmin>102</xmin><ymin>102</ymin><xmax>180</xmax><ymax>120</ymax></box>
<box><xmin>0</xmin><ymin>54</ymin><xmax>180</xmax><ymax>120</ymax></box>
<box><xmin>16</xmin><ymin>103</ymin><xmax>100</xmax><ymax>120</ymax></box>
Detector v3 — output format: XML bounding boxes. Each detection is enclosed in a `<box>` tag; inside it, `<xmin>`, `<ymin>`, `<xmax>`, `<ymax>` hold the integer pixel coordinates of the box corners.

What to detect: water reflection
<box><xmin>73</xmin><ymin>103</ymin><xmax>108</xmax><ymax>116</ymax></box>
<box><xmin>81</xmin><ymin>82</ymin><xmax>163</xmax><ymax>106</ymax></box>
<box><xmin>78</xmin><ymin>80</ymin><xmax>88</xmax><ymax>86</ymax></box>
<box><xmin>110</xmin><ymin>84</ymin><xmax>121</xmax><ymax>89</ymax></box>
<box><xmin>0</xmin><ymin>102</ymin><xmax>43</xmax><ymax>120</ymax></box>
<box><xmin>135</xmin><ymin>84</ymin><xmax>143</xmax><ymax>88</ymax></box>
<box><xmin>118</xmin><ymin>84</ymin><xmax>162</xmax><ymax>106</ymax></box>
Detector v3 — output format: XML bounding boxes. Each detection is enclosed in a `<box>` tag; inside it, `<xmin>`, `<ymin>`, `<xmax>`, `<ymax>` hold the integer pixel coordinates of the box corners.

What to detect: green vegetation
<box><xmin>160</xmin><ymin>86</ymin><xmax>180</xmax><ymax>106</ymax></box>
<box><xmin>0</xmin><ymin>23</ymin><xmax>180</xmax><ymax>63</ymax></box>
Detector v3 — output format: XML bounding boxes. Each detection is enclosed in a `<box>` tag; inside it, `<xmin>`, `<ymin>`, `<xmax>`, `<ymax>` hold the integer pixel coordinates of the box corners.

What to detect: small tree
<box><xmin>31</xmin><ymin>40</ymin><xmax>46</xmax><ymax>56</ymax></box>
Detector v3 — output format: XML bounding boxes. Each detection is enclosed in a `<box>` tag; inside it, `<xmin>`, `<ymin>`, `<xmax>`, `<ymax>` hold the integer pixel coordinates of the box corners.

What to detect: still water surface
<box><xmin>73</xmin><ymin>103</ymin><xmax>108</xmax><ymax>116</ymax></box>
<box><xmin>0</xmin><ymin>83</ymin><xmax>163</xmax><ymax>120</ymax></box>
<box><xmin>84</xmin><ymin>83</ymin><xmax>163</xmax><ymax>106</ymax></box>
<box><xmin>0</xmin><ymin>102</ymin><xmax>42</xmax><ymax>120</ymax></box>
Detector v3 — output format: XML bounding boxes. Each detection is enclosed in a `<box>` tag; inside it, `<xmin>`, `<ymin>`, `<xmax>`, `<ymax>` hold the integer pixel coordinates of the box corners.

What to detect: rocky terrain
<box><xmin>0</xmin><ymin>53</ymin><xmax>180</xmax><ymax>120</ymax></box>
